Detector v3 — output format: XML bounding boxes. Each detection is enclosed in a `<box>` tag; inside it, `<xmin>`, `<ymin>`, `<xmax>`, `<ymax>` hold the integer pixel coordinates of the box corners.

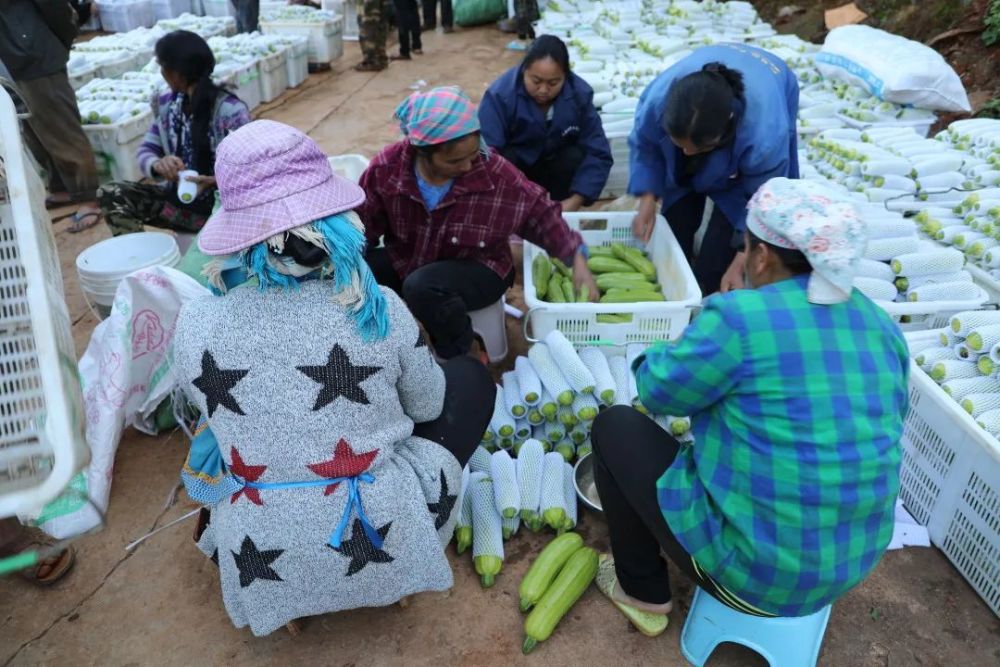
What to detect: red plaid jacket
<box><xmin>357</xmin><ymin>141</ymin><xmax>583</xmax><ymax>280</ymax></box>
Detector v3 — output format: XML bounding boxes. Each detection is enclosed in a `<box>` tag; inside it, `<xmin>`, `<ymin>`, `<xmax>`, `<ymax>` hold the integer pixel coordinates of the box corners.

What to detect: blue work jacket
<box><xmin>628</xmin><ymin>43</ymin><xmax>800</xmax><ymax>230</ymax></box>
<box><xmin>479</xmin><ymin>66</ymin><xmax>613</xmax><ymax>203</ymax></box>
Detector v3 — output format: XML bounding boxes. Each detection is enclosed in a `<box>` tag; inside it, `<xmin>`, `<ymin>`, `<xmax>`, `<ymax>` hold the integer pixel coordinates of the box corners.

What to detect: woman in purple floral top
<box><xmin>98</xmin><ymin>31</ymin><xmax>251</xmax><ymax>237</ymax></box>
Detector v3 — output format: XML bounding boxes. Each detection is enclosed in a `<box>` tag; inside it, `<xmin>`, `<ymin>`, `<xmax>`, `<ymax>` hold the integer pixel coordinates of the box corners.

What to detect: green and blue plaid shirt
<box><xmin>635</xmin><ymin>274</ymin><xmax>909</xmax><ymax>616</ymax></box>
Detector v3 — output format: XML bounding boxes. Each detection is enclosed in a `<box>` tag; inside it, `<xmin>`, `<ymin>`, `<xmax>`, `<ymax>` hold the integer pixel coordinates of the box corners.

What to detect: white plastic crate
<box><xmin>600</xmin><ymin>130</ymin><xmax>629</xmax><ymax>200</ymax></box>
<box><xmin>95</xmin><ymin>0</ymin><xmax>156</xmax><ymax>31</ymax></box>
<box><xmin>68</xmin><ymin>66</ymin><xmax>99</xmax><ymax>92</ymax></box>
<box><xmin>0</xmin><ymin>89</ymin><xmax>88</xmax><ymax>519</ymax></box>
<box><xmin>95</xmin><ymin>51</ymin><xmax>146</xmax><ymax>80</ymax></box>
<box><xmin>258</xmin><ymin>50</ymin><xmax>289</xmax><ymax>103</ymax></box>
<box><xmin>324</xmin><ymin>0</ymin><xmax>357</xmax><ymax>40</ymax></box>
<box><xmin>902</xmin><ymin>329</ymin><xmax>1000</xmax><ymax>615</ymax></box>
<box><xmin>82</xmin><ymin>108</ymin><xmax>153</xmax><ymax>183</ymax></box>
<box><xmin>202</xmin><ymin>0</ymin><xmax>235</xmax><ymax>16</ymax></box>
<box><xmin>284</xmin><ymin>36</ymin><xmax>310</xmax><ymax>87</ymax></box>
<box><xmin>523</xmin><ymin>212</ymin><xmax>702</xmax><ymax>345</ymax></box>
<box><xmin>153</xmin><ymin>0</ymin><xmax>189</xmax><ymax>19</ymax></box>
<box><xmin>261</xmin><ymin>15</ymin><xmax>344</xmax><ymax>64</ymax></box>
<box><xmin>327</xmin><ymin>154</ymin><xmax>369</xmax><ymax>183</ymax></box>
<box><xmin>231</xmin><ymin>60</ymin><xmax>262</xmax><ymax>111</ymax></box>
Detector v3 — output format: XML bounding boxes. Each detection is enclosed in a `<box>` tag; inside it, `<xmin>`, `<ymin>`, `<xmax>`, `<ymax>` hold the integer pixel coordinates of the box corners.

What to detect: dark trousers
<box><xmin>502</xmin><ymin>143</ymin><xmax>584</xmax><ymax>203</ymax></box>
<box><xmin>591</xmin><ymin>406</ymin><xmax>772</xmax><ymax>616</ymax></box>
<box><xmin>367</xmin><ymin>248</ymin><xmax>511</xmax><ymax>358</ymax></box>
<box><xmin>17</xmin><ymin>71</ymin><xmax>99</xmax><ymax>199</ymax></box>
<box><xmin>665</xmin><ymin>193</ymin><xmax>739</xmax><ymax>296</ymax></box>
<box><xmin>421</xmin><ymin>0</ymin><xmax>452</xmax><ymax>28</ymax></box>
<box><xmin>232</xmin><ymin>0</ymin><xmax>259</xmax><ymax>33</ymax></box>
<box><xmin>413</xmin><ymin>356</ymin><xmax>495</xmax><ymax>467</ymax></box>
<box><xmin>393</xmin><ymin>0</ymin><xmax>422</xmax><ymax>55</ymax></box>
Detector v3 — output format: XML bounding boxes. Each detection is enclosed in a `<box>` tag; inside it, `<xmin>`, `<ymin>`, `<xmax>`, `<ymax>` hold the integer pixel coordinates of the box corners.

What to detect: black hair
<box><xmin>414</xmin><ymin>131</ymin><xmax>480</xmax><ymax>157</ymax></box>
<box><xmin>155</xmin><ymin>30</ymin><xmax>223</xmax><ymax>176</ymax></box>
<box><xmin>747</xmin><ymin>231</ymin><xmax>812</xmax><ymax>276</ymax></box>
<box><xmin>664</xmin><ymin>62</ymin><xmax>745</xmax><ymax>149</ymax></box>
<box><xmin>522</xmin><ymin>35</ymin><xmax>571</xmax><ymax>74</ymax></box>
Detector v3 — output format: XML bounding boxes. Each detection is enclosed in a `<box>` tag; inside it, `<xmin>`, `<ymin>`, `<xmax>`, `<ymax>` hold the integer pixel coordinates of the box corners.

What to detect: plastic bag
<box><xmin>33</xmin><ymin>267</ymin><xmax>209</xmax><ymax>539</ymax></box>
<box><xmin>454</xmin><ymin>0</ymin><xmax>507</xmax><ymax>27</ymax></box>
<box><xmin>815</xmin><ymin>25</ymin><xmax>970</xmax><ymax>112</ymax></box>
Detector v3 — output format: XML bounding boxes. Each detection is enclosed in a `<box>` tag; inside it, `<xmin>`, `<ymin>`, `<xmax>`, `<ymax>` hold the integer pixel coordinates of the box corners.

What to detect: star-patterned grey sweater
<box><xmin>173</xmin><ymin>281</ymin><xmax>462</xmax><ymax>636</ymax></box>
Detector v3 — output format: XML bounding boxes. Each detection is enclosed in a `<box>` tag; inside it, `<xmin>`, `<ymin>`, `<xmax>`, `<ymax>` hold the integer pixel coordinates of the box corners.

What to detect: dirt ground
<box><xmin>2</xmin><ymin>24</ymin><xmax>1000</xmax><ymax>667</ymax></box>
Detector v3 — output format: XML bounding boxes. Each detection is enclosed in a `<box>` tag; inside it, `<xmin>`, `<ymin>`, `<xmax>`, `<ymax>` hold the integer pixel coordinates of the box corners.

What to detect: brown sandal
<box><xmin>13</xmin><ymin>542</ymin><xmax>76</xmax><ymax>586</ymax></box>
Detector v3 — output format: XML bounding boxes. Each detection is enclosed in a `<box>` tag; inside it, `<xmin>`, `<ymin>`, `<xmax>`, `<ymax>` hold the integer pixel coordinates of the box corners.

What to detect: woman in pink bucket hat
<box><xmin>172</xmin><ymin>120</ymin><xmax>495</xmax><ymax>636</ymax></box>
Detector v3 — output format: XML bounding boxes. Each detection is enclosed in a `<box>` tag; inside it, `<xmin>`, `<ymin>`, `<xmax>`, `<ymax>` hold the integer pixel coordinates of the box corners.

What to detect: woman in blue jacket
<box><xmin>480</xmin><ymin>36</ymin><xmax>613</xmax><ymax>212</ymax></box>
<box><xmin>629</xmin><ymin>44</ymin><xmax>799</xmax><ymax>294</ymax></box>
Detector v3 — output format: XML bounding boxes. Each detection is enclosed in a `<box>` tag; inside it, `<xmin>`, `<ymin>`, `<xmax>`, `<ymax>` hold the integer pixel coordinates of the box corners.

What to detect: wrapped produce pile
<box><xmin>535</xmin><ymin>1</ymin><xmax>937</xmax><ymax>146</ymax></box>
<box><xmin>912</xmin><ymin>311</ymin><xmax>1000</xmax><ymax>438</ymax></box>
<box><xmin>455</xmin><ymin>330</ymin><xmax>690</xmax><ymax>587</ymax></box>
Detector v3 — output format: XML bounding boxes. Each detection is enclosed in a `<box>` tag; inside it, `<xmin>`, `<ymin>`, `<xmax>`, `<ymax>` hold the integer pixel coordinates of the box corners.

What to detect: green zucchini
<box><xmin>587</xmin><ymin>256</ymin><xmax>635</xmax><ymax>274</ymax></box>
<box><xmin>612</xmin><ymin>244</ymin><xmax>657</xmax><ymax>280</ymax></box>
<box><xmin>596</xmin><ymin>313</ymin><xmax>634</xmax><ymax>324</ymax></box>
<box><xmin>533</xmin><ymin>254</ymin><xmax>552</xmax><ymax>299</ymax></box>
<box><xmin>522</xmin><ymin>546</ymin><xmax>599</xmax><ymax>653</ymax></box>
<box><xmin>519</xmin><ymin>533</ymin><xmax>585</xmax><ymax>612</ymax></box>
<box><xmin>599</xmin><ymin>290</ymin><xmax>665</xmax><ymax>303</ymax></box>
<box><xmin>546</xmin><ymin>275</ymin><xmax>565</xmax><ymax>303</ymax></box>
<box><xmin>561</xmin><ymin>277</ymin><xmax>575</xmax><ymax>303</ymax></box>
<box><xmin>551</xmin><ymin>257</ymin><xmax>572</xmax><ymax>277</ymax></box>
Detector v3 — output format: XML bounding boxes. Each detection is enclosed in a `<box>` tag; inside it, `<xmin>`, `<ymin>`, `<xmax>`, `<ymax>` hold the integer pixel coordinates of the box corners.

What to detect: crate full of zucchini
<box><xmin>521</xmin><ymin>212</ymin><xmax>702</xmax><ymax>345</ymax></box>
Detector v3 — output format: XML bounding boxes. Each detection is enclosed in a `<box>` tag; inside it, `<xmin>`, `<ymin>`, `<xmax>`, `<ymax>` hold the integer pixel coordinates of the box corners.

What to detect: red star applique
<box><xmin>229</xmin><ymin>446</ymin><xmax>267</xmax><ymax>506</ymax></box>
<box><xmin>306</xmin><ymin>439</ymin><xmax>379</xmax><ymax>496</ymax></box>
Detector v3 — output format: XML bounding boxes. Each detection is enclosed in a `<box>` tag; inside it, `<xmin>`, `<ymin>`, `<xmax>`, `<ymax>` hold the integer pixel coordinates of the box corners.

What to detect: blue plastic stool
<box><xmin>680</xmin><ymin>588</ymin><xmax>832</xmax><ymax>667</ymax></box>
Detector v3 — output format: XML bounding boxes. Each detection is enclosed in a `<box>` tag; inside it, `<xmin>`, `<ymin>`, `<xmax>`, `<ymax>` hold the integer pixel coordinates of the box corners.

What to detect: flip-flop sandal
<box><xmin>12</xmin><ymin>542</ymin><xmax>76</xmax><ymax>586</ymax></box>
<box><xmin>595</xmin><ymin>554</ymin><xmax>670</xmax><ymax>637</ymax></box>
<box><xmin>67</xmin><ymin>210</ymin><xmax>103</xmax><ymax>233</ymax></box>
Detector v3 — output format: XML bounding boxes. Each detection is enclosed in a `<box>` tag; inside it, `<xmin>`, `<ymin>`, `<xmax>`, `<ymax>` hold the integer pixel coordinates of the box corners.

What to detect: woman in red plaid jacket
<box><xmin>358</xmin><ymin>87</ymin><xmax>599</xmax><ymax>361</ymax></box>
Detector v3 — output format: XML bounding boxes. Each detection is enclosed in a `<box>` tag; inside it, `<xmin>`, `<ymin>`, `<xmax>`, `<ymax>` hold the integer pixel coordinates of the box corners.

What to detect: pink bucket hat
<box><xmin>198</xmin><ymin>120</ymin><xmax>365</xmax><ymax>256</ymax></box>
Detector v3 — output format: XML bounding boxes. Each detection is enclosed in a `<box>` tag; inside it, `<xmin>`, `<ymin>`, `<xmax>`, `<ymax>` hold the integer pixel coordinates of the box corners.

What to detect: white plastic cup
<box><xmin>177</xmin><ymin>170</ymin><xmax>199</xmax><ymax>205</ymax></box>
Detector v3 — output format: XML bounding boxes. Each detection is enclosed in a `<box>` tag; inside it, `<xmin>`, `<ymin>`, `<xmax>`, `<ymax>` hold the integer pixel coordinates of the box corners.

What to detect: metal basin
<box><xmin>574</xmin><ymin>454</ymin><xmax>602</xmax><ymax>512</ymax></box>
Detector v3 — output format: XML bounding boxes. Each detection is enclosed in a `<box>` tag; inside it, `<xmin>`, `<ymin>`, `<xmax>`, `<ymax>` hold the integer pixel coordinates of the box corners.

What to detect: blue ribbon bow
<box><xmin>243</xmin><ymin>472</ymin><xmax>380</xmax><ymax>549</ymax></box>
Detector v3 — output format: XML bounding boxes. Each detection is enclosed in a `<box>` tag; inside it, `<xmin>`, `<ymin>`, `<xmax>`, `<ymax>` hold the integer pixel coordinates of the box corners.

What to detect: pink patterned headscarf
<box><xmin>394</xmin><ymin>86</ymin><xmax>482</xmax><ymax>147</ymax></box>
<box><xmin>747</xmin><ymin>178</ymin><xmax>868</xmax><ymax>305</ymax></box>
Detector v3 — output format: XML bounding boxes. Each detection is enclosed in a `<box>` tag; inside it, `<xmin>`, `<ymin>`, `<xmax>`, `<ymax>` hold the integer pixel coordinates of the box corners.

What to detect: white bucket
<box><xmin>76</xmin><ymin>232</ymin><xmax>181</xmax><ymax>315</ymax></box>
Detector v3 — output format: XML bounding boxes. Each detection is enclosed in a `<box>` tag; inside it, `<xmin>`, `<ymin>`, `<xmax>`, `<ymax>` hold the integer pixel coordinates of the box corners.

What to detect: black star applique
<box><xmin>415</xmin><ymin>332</ymin><xmax>428</xmax><ymax>349</ymax></box>
<box><xmin>231</xmin><ymin>535</ymin><xmax>284</xmax><ymax>588</ymax></box>
<box><xmin>210</xmin><ymin>550</ymin><xmax>219</xmax><ymax>567</ymax></box>
<box><xmin>192</xmin><ymin>351</ymin><xmax>248</xmax><ymax>417</ymax></box>
<box><xmin>331</xmin><ymin>519</ymin><xmax>394</xmax><ymax>576</ymax></box>
<box><xmin>427</xmin><ymin>471</ymin><xmax>457</xmax><ymax>530</ymax></box>
<box><xmin>297</xmin><ymin>344</ymin><xmax>381</xmax><ymax>411</ymax></box>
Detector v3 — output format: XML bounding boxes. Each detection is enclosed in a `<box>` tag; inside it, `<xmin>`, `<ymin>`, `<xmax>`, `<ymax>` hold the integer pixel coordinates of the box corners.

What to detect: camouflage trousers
<box><xmin>98</xmin><ymin>181</ymin><xmax>214</xmax><ymax>237</ymax></box>
<box><xmin>358</xmin><ymin>0</ymin><xmax>389</xmax><ymax>67</ymax></box>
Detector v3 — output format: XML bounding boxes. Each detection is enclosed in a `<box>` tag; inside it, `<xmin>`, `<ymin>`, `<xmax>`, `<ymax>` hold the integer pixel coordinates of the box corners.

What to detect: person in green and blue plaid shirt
<box><xmin>591</xmin><ymin>178</ymin><xmax>910</xmax><ymax>637</ymax></box>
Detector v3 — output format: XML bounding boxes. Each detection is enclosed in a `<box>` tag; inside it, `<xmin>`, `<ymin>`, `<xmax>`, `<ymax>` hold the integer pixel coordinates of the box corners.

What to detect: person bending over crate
<box><xmin>590</xmin><ymin>178</ymin><xmax>909</xmax><ymax>636</ymax></box>
<box><xmin>174</xmin><ymin>120</ymin><xmax>495</xmax><ymax>636</ymax></box>
<box><xmin>98</xmin><ymin>31</ymin><xmax>250</xmax><ymax>237</ymax></box>
<box><xmin>357</xmin><ymin>86</ymin><xmax>599</xmax><ymax>363</ymax></box>
<box><xmin>629</xmin><ymin>44</ymin><xmax>800</xmax><ymax>295</ymax></box>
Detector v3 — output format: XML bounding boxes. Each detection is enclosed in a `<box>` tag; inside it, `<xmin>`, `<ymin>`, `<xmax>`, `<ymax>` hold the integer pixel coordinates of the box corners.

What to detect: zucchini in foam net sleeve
<box><xmin>515</xmin><ymin>355</ymin><xmax>542</xmax><ymax>406</ymax></box>
<box><xmin>578</xmin><ymin>347</ymin><xmax>617</xmax><ymax>406</ymax></box>
<box><xmin>529</xmin><ymin>344</ymin><xmax>575</xmax><ymax>407</ymax></box>
<box><xmin>517</xmin><ymin>439</ymin><xmax>545</xmax><ymax>531</ymax></box>
<box><xmin>490</xmin><ymin>384</ymin><xmax>516</xmax><ymax>438</ymax></box>
<box><xmin>502</xmin><ymin>371</ymin><xmax>526</xmax><ymax>419</ymax></box>
<box><xmin>470</xmin><ymin>473</ymin><xmax>504</xmax><ymax>588</ymax></box>
<box><xmin>454</xmin><ymin>467</ymin><xmax>473</xmax><ymax>554</ymax></box>
<box><xmin>490</xmin><ymin>450</ymin><xmax>520</xmax><ymax>520</ymax></box>
<box><xmin>541</xmin><ymin>452</ymin><xmax>568</xmax><ymax>532</ymax></box>
<box><xmin>543</xmin><ymin>331</ymin><xmax>596</xmax><ymax>395</ymax></box>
